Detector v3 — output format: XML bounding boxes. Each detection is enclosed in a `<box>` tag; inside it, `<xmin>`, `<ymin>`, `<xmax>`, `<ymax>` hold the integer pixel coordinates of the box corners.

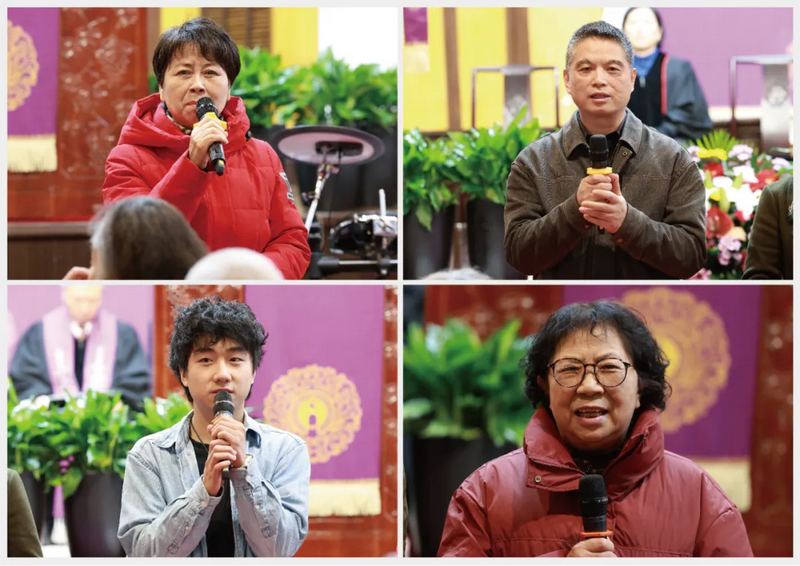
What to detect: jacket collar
<box><xmin>155</xmin><ymin>409</ymin><xmax>262</xmax><ymax>451</ymax></box>
<box><xmin>562</xmin><ymin>109</ymin><xmax>644</xmax><ymax>159</ymax></box>
<box><xmin>523</xmin><ymin>405</ymin><xmax>664</xmax><ymax>501</ymax></box>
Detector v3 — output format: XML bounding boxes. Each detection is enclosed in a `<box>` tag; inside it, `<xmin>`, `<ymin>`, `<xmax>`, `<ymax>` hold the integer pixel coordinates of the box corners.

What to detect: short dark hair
<box><xmin>153</xmin><ymin>17</ymin><xmax>241</xmax><ymax>87</ymax></box>
<box><xmin>566</xmin><ymin>21</ymin><xmax>634</xmax><ymax>71</ymax></box>
<box><xmin>169</xmin><ymin>297</ymin><xmax>267</xmax><ymax>402</ymax></box>
<box><xmin>622</xmin><ymin>7</ymin><xmax>664</xmax><ymax>48</ymax></box>
<box><xmin>523</xmin><ymin>301</ymin><xmax>671</xmax><ymax>412</ymax></box>
<box><xmin>91</xmin><ymin>197</ymin><xmax>208</xmax><ymax>280</ymax></box>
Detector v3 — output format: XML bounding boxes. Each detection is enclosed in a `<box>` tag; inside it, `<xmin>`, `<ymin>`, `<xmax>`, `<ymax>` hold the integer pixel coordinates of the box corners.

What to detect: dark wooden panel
<box><xmin>424</xmin><ymin>284</ymin><xmax>564</xmax><ymax>339</ymax></box>
<box><xmin>8</xmin><ymin>228</ymin><xmax>91</xmax><ymax>280</ymax></box>
<box><xmin>506</xmin><ymin>8</ymin><xmax>529</xmax><ymax>65</ymax></box>
<box><xmin>8</xmin><ymin>8</ymin><xmax>150</xmax><ymax>220</ymax></box>
<box><xmin>443</xmin><ymin>8</ymin><xmax>461</xmax><ymax>132</ymax></box>
<box><xmin>743</xmin><ymin>285</ymin><xmax>792</xmax><ymax>557</ymax></box>
<box><xmin>201</xmin><ymin>8</ymin><xmax>271</xmax><ymax>48</ymax></box>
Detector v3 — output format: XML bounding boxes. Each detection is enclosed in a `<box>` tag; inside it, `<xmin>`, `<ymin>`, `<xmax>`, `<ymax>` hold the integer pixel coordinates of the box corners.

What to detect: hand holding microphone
<box><xmin>188</xmin><ymin>97</ymin><xmax>228</xmax><ymax>175</ymax></box>
<box><xmin>578</xmin><ymin>135</ymin><xmax>627</xmax><ymax>234</ymax></box>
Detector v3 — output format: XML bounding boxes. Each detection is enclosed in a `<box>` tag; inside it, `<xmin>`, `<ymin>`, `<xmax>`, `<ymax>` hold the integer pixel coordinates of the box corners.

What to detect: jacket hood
<box><xmin>117</xmin><ymin>93</ymin><xmax>250</xmax><ymax>153</ymax></box>
<box><xmin>523</xmin><ymin>405</ymin><xmax>664</xmax><ymax>500</ymax></box>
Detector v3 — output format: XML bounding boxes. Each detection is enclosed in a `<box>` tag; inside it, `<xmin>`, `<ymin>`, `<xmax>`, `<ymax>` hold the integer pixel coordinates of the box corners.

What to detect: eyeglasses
<box><xmin>547</xmin><ymin>357</ymin><xmax>633</xmax><ymax>388</ymax></box>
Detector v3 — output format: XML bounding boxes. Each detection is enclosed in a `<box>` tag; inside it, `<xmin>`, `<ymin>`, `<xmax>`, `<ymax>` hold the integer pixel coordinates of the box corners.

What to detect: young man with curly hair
<box><xmin>118</xmin><ymin>297</ymin><xmax>309</xmax><ymax>557</ymax></box>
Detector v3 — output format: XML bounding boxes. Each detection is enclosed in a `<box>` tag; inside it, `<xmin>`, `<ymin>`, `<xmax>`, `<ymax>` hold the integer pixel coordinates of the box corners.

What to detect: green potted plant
<box><xmin>7</xmin><ymin>380</ymin><xmax>61</xmax><ymax>538</ymax></box>
<box><xmin>403</xmin><ymin>129</ymin><xmax>460</xmax><ymax>278</ymax></box>
<box><xmin>403</xmin><ymin>318</ymin><xmax>532</xmax><ymax>556</ymax></box>
<box><xmin>46</xmin><ymin>390</ymin><xmax>141</xmax><ymax>557</ymax></box>
<box><xmin>447</xmin><ymin>109</ymin><xmax>543</xmax><ymax>279</ymax></box>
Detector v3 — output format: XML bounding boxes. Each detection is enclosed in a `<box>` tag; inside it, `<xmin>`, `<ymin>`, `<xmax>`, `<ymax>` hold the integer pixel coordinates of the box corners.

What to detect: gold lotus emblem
<box><xmin>622</xmin><ymin>288</ymin><xmax>730</xmax><ymax>433</ymax></box>
<box><xmin>8</xmin><ymin>20</ymin><xmax>40</xmax><ymax>112</ymax></box>
<box><xmin>263</xmin><ymin>365</ymin><xmax>363</xmax><ymax>464</ymax></box>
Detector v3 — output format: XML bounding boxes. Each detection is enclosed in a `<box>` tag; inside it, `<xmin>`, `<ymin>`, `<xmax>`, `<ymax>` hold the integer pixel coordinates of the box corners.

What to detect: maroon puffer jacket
<box><xmin>439</xmin><ymin>407</ymin><xmax>753</xmax><ymax>557</ymax></box>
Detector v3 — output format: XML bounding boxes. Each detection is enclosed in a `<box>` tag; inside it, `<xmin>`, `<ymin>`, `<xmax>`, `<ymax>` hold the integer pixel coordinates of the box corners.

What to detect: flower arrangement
<box><xmin>686</xmin><ymin>131</ymin><xmax>793</xmax><ymax>279</ymax></box>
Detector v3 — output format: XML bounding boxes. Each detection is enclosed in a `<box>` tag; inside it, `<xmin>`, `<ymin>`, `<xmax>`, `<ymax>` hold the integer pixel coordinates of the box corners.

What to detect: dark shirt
<box><xmin>579</xmin><ymin>113</ymin><xmax>627</xmax><ymax>164</ymax></box>
<box><xmin>629</xmin><ymin>52</ymin><xmax>666</xmax><ymax>130</ymax></box>
<box><xmin>74</xmin><ymin>338</ymin><xmax>86</xmax><ymax>390</ymax></box>
<box><xmin>190</xmin><ymin>439</ymin><xmax>235</xmax><ymax>557</ymax></box>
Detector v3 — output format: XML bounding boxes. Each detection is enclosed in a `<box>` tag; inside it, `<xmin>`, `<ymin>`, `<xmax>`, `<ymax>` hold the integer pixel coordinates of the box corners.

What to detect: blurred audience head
<box><xmin>62</xmin><ymin>284</ymin><xmax>104</xmax><ymax>325</ymax></box>
<box><xmin>422</xmin><ymin>267</ymin><xmax>492</xmax><ymax>281</ymax></box>
<box><xmin>185</xmin><ymin>247</ymin><xmax>284</xmax><ymax>280</ymax></box>
<box><xmin>90</xmin><ymin>197</ymin><xmax>208</xmax><ymax>280</ymax></box>
<box><xmin>623</xmin><ymin>7</ymin><xmax>664</xmax><ymax>55</ymax></box>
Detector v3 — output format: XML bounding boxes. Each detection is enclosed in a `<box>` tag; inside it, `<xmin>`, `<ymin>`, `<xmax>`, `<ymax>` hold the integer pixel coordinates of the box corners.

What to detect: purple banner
<box><xmin>404</xmin><ymin>8</ymin><xmax>428</xmax><ymax>44</ymax></box>
<box><xmin>246</xmin><ymin>286</ymin><xmax>385</xmax><ymax>481</ymax></box>
<box><xmin>562</xmin><ymin>285</ymin><xmax>761</xmax><ymax>458</ymax></box>
<box><xmin>660</xmin><ymin>8</ymin><xmax>792</xmax><ymax>106</ymax></box>
<box><xmin>8</xmin><ymin>286</ymin><xmax>154</xmax><ymax>366</ymax></box>
<box><xmin>8</xmin><ymin>8</ymin><xmax>60</xmax><ymax>136</ymax></box>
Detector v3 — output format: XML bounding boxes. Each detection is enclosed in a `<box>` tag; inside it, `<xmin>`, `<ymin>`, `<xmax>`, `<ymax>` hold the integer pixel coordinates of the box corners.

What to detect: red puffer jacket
<box><xmin>439</xmin><ymin>406</ymin><xmax>753</xmax><ymax>557</ymax></box>
<box><xmin>103</xmin><ymin>94</ymin><xmax>310</xmax><ymax>279</ymax></box>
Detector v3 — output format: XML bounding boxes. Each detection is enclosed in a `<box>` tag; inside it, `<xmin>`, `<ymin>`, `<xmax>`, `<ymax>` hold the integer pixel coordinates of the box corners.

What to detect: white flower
<box><xmin>686</xmin><ymin>145</ymin><xmax>701</xmax><ymax>163</ymax></box>
<box><xmin>732</xmin><ymin>165</ymin><xmax>757</xmax><ymax>184</ymax></box>
<box><xmin>727</xmin><ymin>185</ymin><xmax>760</xmax><ymax>221</ymax></box>
<box><xmin>772</xmin><ymin>157</ymin><xmax>791</xmax><ymax>171</ymax></box>
<box><xmin>728</xmin><ymin>144</ymin><xmax>754</xmax><ymax>161</ymax></box>
<box><xmin>712</xmin><ymin>176</ymin><xmax>734</xmax><ymax>189</ymax></box>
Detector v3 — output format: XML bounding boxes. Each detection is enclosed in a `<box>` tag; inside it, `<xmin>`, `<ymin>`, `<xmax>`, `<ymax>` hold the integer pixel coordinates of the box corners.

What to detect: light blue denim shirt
<box><xmin>118</xmin><ymin>410</ymin><xmax>310</xmax><ymax>557</ymax></box>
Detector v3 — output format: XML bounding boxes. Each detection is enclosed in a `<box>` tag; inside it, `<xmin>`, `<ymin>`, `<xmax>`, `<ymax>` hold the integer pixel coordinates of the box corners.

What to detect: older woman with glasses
<box><xmin>438</xmin><ymin>301</ymin><xmax>752</xmax><ymax>558</ymax></box>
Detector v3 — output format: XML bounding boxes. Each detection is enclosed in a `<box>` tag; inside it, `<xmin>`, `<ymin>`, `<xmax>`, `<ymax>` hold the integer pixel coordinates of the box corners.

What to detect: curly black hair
<box><xmin>523</xmin><ymin>301</ymin><xmax>671</xmax><ymax>412</ymax></box>
<box><xmin>169</xmin><ymin>296</ymin><xmax>267</xmax><ymax>402</ymax></box>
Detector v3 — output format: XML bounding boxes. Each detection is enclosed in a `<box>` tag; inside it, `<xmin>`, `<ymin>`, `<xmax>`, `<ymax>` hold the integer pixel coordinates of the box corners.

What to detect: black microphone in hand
<box><xmin>213</xmin><ymin>390</ymin><xmax>235</xmax><ymax>478</ymax></box>
<box><xmin>196</xmin><ymin>97</ymin><xmax>226</xmax><ymax>176</ymax></box>
<box><xmin>589</xmin><ymin>135</ymin><xmax>610</xmax><ymax>172</ymax></box>
<box><xmin>579</xmin><ymin>474</ymin><xmax>611</xmax><ymax>539</ymax></box>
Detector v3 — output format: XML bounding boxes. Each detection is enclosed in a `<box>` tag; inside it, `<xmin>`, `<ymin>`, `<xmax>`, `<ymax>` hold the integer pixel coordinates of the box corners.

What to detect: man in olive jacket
<box><xmin>504</xmin><ymin>21</ymin><xmax>706</xmax><ymax>279</ymax></box>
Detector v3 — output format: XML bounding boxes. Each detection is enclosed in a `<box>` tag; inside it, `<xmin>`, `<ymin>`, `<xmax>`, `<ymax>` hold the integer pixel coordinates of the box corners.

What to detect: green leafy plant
<box><xmin>134</xmin><ymin>392</ymin><xmax>192</xmax><ymax>436</ymax></box>
<box><xmin>232</xmin><ymin>47</ymin><xmax>312</xmax><ymax>129</ymax></box>
<box><xmin>231</xmin><ymin>47</ymin><xmax>397</xmax><ymax>131</ymax></box>
<box><xmin>47</xmin><ymin>390</ymin><xmax>143</xmax><ymax>498</ymax></box>
<box><xmin>446</xmin><ymin>108</ymin><xmax>543</xmax><ymax>204</ymax></box>
<box><xmin>7</xmin><ymin>380</ymin><xmax>61</xmax><ymax>489</ymax></box>
<box><xmin>403</xmin><ymin>129</ymin><xmax>460</xmax><ymax>230</ymax></box>
<box><xmin>403</xmin><ymin>319</ymin><xmax>533</xmax><ymax>447</ymax></box>
<box><xmin>297</xmin><ymin>48</ymin><xmax>397</xmax><ymax>130</ymax></box>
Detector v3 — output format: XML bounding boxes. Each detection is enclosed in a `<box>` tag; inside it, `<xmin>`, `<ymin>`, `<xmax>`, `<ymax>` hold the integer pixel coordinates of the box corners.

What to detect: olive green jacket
<box><xmin>7</xmin><ymin>469</ymin><xmax>43</xmax><ymax>557</ymax></box>
<box><xmin>504</xmin><ymin>110</ymin><xmax>707</xmax><ymax>279</ymax></box>
<box><xmin>743</xmin><ymin>175</ymin><xmax>793</xmax><ymax>280</ymax></box>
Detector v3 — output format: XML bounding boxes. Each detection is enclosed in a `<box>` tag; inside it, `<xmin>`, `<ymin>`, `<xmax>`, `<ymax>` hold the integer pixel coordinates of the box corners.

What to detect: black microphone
<box><xmin>213</xmin><ymin>390</ymin><xmax>235</xmax><ymax>478</ymax></box>
<box><xmin>196</xmin><ymin>97</ymin><xmax>226</xmax><ymax>176</ymax></box>
<box><xmin>579</xmin><ymin>474</ymin><xmax>610</xmax><ymax>539</ymax></box>
<box><xmin>589</xmin><ymin>135</ymin><xmax>610</xmax><ymax>171</ymax></box>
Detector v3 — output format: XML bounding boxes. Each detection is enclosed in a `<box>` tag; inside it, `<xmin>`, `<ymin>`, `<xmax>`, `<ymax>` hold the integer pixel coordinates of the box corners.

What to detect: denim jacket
<box><xmin>118</xmin><ymin>410</ymin><xmax>310</xmax><ymax>557</ymax></box>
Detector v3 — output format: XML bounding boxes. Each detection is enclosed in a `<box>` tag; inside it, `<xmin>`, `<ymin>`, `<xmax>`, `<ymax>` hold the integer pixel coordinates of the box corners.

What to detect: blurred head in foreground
<box><xmin>185</xmin><ymin>247</ymin><xmax>285</xmax><ymax>280</ymax></box>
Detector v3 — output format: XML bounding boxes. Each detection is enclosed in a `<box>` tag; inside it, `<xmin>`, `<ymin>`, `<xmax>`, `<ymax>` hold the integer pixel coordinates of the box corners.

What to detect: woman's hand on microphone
<box><xmin>208</xmin><ymin>417</ymin><xmax>247</xmax><ymax>468</ymax></box>
<box><xmin>188</xmin><ymin>114</ymin><xmax>229</xmax><ymax>171</ymax></box>
<box><xmin>203</xmin><ymin>439</ymin><xmax>237</xmax><ymax>496</ymax></box>
<box><xmin>567</xmin><ymin>538</ymin><xmax>616</xmax><ymax>557</ymax></box>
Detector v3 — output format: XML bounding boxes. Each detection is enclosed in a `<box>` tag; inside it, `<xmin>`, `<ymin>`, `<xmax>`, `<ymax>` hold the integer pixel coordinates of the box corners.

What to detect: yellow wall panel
<box><xmin>456</xmin><ymin>8</ymin><xmax>507</xmax><ymax>130</ymax></box>
<box><xmin>527</xmin><ymin>8</ymin><xmax>604</xmax><ymax>129</ymax></box>
<box><xmin>403</xmin><ymin>8</ymin><xmax>449</xmax><ymax>132</ymax></box>
<box><xmin>272</xmin><ymin>8</ymin><xmax>318</xmax><ymax>68</ymax></box>
<box><xmin>160</xmin><ymin>8</ymin><xmax>201</xmax><ymax>33</ymax></box>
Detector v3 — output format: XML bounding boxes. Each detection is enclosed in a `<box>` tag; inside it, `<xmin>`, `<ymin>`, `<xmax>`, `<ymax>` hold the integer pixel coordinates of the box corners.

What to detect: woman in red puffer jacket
<box><xmin>103</xmin><ymin>17</ymin><xmax>310</xmax><ymax>279</ymax></box>
<box><xmin>439</xmin><ymin>301</ymin><xmax>753</xmax><ymax>558</ymax></box>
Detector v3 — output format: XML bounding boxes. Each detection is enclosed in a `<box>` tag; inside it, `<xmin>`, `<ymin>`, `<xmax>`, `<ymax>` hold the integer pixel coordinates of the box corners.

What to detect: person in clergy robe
<box><xmin>623</xmin><ymin>7</ymin><xmax>713</xmax><ymax>144</ymax></box>
<box><xmin>9</xmin><ymin>284</ymin><xmax>151</xmax><ymax>412</ymax></box>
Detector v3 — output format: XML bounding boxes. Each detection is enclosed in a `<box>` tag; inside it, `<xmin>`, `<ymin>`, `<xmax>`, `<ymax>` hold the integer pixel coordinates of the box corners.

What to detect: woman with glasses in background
<box><xmin>438</xmin><ymin>301</ymin><xmax>752</xmax><ymax>557</ymax></box>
